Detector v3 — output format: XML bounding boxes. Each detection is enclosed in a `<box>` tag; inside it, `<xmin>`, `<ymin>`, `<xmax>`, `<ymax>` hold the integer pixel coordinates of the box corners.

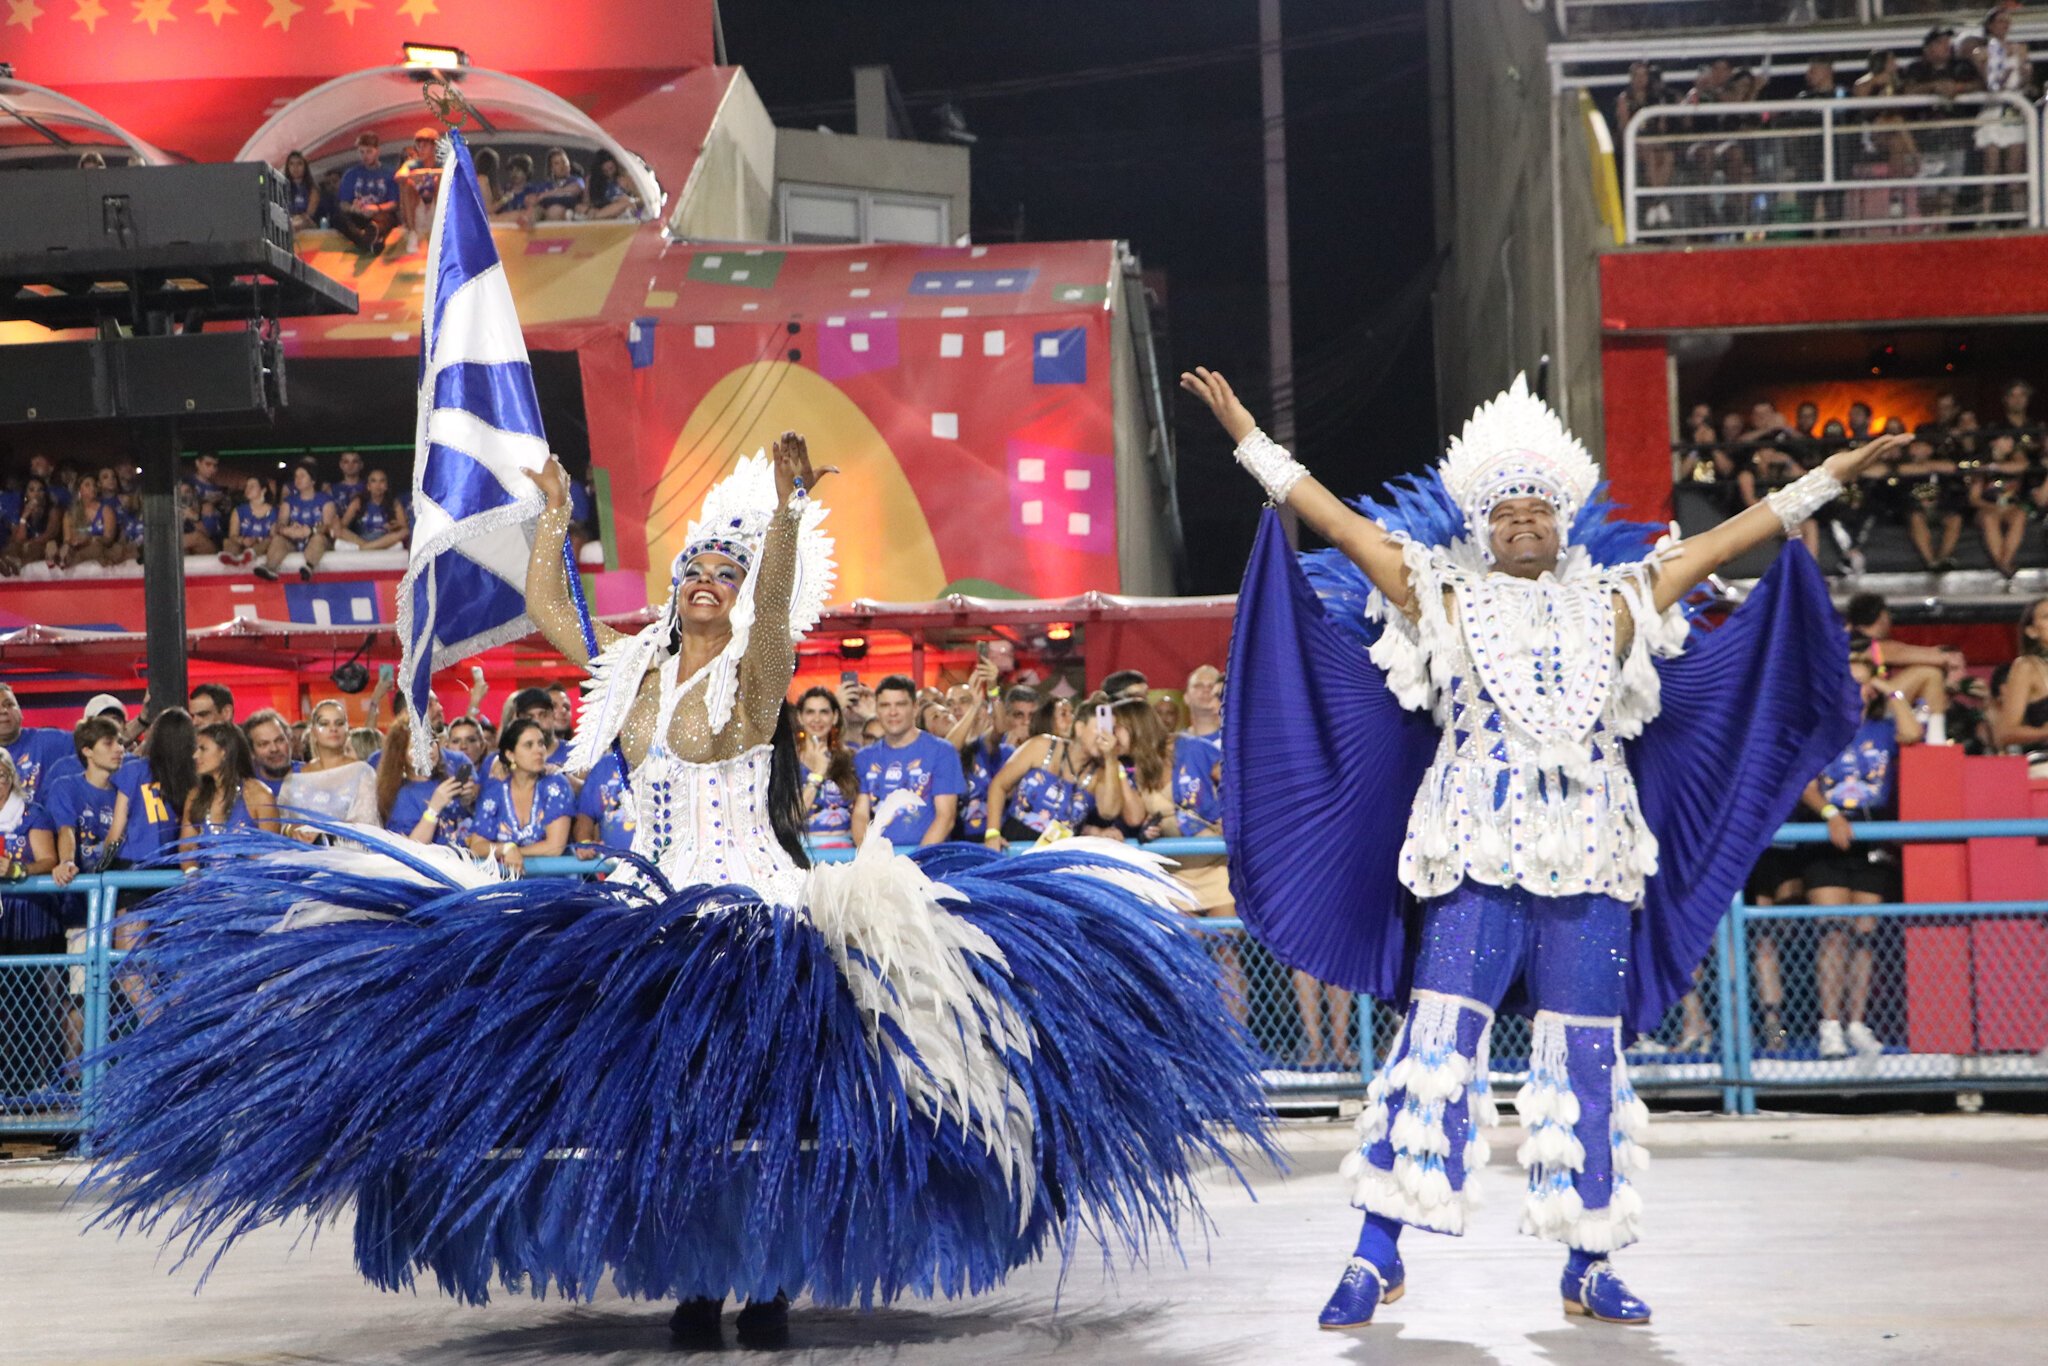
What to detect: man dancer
<box><xmin>1185</xmin><ymin>367</ymin><xmax>1901</xmax><ymax>1327</ymax></box>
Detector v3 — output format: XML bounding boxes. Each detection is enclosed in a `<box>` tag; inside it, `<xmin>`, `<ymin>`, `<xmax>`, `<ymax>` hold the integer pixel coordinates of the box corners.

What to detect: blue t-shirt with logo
<box><xmin>855</xmin><ymin>731</ymin><xmax>966</xmax><ymax>845</ymax></box>
<box><xmin>113</xmin><ymin>760</ymin><xmax>180</xmax><ymax>863</ymax></box>
<box><xmin>337</xmin><ymin>164</ymin><xmax>398</xmax><ymax>213</ymax></box>
<box><xmin>44</xmin><ymin>773</ymin><xmax>119</xmax><ymax>871</ymax></box>
<box><xmin>283</xmin><ymin>489</ymin><xmax>333</xmax><ymax>535</ymax></box>
<box><xmin>574</xmin><ymin>750</ymin><xmax>636</xmax><ymax>851</ymax></box>
<box><xmin>957</xmin><ymin>736</ymin><xmax>1015</xmax><ymax>842</ymax></box>
<box><xmin>352</xmin><ymin>497</ymin><xmax>400</xmax><ymax>540</ymax></box>
<box><xmin>235</xmin><ymin>500</ymin><xmax>279</xmax><ymax>543</ymax></box>
<box><xmin>388</xmin><ymin>777</ymin><xmax>471</xmax><ymax>848</ymax></box>
<box><xmin>5</xmin><ymin>729</ymin><xmax>74</xmax><ymax>804</ymax></box>
<box><xmin>1170</xmin><ymin>733</ymin><xmax>1225</xmax><ymax>836</ymax></box>
<box><xmin>804</xmin><ymin>766</ymin><xmax>855</xmax><ymax>838</ymax></box>
<box><xmin>473</xmin><ymin>773</ymin><xmax>576</xmax><ymax>847</ymax></box>
<box><xmin>1820</xmin><ymin>717</ymin><xmax>1901</xmax><ymax>819</ymax></box>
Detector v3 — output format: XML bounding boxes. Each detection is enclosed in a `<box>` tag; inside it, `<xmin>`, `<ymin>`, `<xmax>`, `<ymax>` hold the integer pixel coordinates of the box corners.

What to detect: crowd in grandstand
<box><xmin>1619</xmin><ymin>14</ymin><xmax>2039</xmax><ymax>236</ymax></box>
<box><xmin>281</xmin><ymin>127</ymin><xmax>646</xmax><ymax>257</ymax></box>
<box><xmin>0</xmin><ymin>448</ymin><xmax>606</xmax><ymax>579</ymax></box>
<box><xmin>1678</xmin><ymin>381</ymin><xmax>2048</xmax><ymax>577</ymax></box>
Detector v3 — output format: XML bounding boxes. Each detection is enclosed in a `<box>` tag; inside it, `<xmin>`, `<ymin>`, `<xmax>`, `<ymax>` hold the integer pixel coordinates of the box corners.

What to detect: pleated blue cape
<box><xmin>1223</xmin><ymin>507</ymin><xmax>1857</xmax><ymax>1035</ymax></box>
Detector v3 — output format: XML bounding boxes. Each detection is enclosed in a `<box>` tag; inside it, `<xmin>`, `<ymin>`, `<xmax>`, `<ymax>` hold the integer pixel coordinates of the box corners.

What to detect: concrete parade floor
<box><xmin>2</xmin><ymin>1119</ymin><xmax>2043</xmax><ymax>1366</ymax></box>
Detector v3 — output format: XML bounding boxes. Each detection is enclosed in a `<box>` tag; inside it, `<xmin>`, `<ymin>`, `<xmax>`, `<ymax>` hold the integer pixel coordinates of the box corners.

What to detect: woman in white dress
<box><xmin>275</xmin><ymin>698</ymin><xmax>377</xmax><ymax>836</ymax></box>
<box><xmin>84</xmin><ymin>432</ymin><xmax>1271</xmax><ymax>1349</ymax></box>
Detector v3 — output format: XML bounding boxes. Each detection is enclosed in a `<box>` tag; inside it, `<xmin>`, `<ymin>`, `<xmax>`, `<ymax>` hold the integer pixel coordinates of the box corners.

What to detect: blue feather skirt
<box><xmin>82</xmin><ymin>835</ymin><xmax>1273</xmax><ymax>1308</ymax></box>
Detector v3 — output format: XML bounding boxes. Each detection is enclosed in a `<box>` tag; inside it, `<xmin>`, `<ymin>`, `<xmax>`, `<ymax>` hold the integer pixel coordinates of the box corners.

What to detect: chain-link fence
<box><xmin>4</xmin><ymin>826</ymin><xmax>2043</xmax><ymax>1140</ymax></box>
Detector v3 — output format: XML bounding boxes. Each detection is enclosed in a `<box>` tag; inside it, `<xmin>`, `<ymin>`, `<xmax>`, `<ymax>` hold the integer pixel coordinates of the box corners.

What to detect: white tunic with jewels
<box><xmin>1366</xmin><ymin>540</ymin><xmax>1692</xmax><ymax>903</ymax></box>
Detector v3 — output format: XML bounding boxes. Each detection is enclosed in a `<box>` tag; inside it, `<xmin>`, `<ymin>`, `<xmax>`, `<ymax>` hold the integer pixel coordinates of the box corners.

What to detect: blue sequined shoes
<box><xmin>1318</xmin><ymin>1256</ymin><xmax>1406</xmax><ymax>1329</ymax></box>
<box><xmin>1562</xmin><ymin>1259</ymin><xmax>1652</xmax><ymax>1324</ymax></box>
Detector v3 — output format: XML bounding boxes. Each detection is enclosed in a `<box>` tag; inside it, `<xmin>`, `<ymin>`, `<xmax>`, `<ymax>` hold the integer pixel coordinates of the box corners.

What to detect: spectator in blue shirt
<box><xmin>183</xmin><ymin>453</ymin><xmax>232</xmax><ymax>533</ymax></box>
<box><xmin>1180</xmin><ymin>664</ymin><xmax>1225</xmax><ymax>755</ymax></box>
<box><xmin>794</xmin><ymin>689</ymin><xmax>858</xmax><ymax>851</ymax></box>
<box><xmin>48</xmin><ymin>717</ymin><xmax>126</xmax><ymax>886</ymax></box>
<box><xmin>183</xmin><ymin>723</ymin><xmax>278</xmax><ymax>853</ymax></box>
<box><xmin>572</xmin><ymin>748</ymin><xmax>636</xmax><ymax>857</ymax></box>
<box><xmin>1</xmin><ymin>476</ymin><xmax>60</xmax><ymax>574</ymax></box>
<box><xmin>281</xmin><ymin>149</ymin><xmax>323</xmax><ymax>234</ymax></box>
<box><xmin>851</xmin><ymin>676</ymin><xmax>965</xmax><ymax>848</ymax></box>
<box><xmin>468</xmin><ymin>719</ymin><xmax>574</xmax><ymax>875</ymax></box>
<box><xmin>108</xmin><ymin>708</ymin><xmax>197</xmax><ymax>868</ymax></box>
<box><xmin>335</xmin><ymin>130</ymin><xmax>400</xmax><ymax>255</ymax></box>
<box><xmin>327</xmin><ymin>450</ymin><xmax>369</xmax><ymax>519</ymax></box>
<box><xmin>0</xmin><ymin>750</ymin><xmax>62</xmax><ymax>950</ymax></box>
<box><xmin>396</xmin><ymin>126</ymin><xmax>443</xmax><ymax>248</ymax></box>
<box><xmin>502</xmin><ymin>687</ymin><xmax>571</xmax><ymax>776</ymax></box>
<box><xmin>334</xmin><ymin>468</ymin><xmax>410</xmax><ymax>551</ymax></box>
<box><xmin>586</xmin><ymin>152</ymin><xmax>642</xmax><ymax>221</ymax></box>
<box><xmin>493</xmin><ymin>152</ymin><xmax>535</xmax><ymax>222</ymax></box>
<box><xmin>257</xmin><ymin>460</ymin><xmax>335</xmax><ymax>583</ymax></box>
<box><xmin>532</xmin><ymin>147</ymin><xmax>589</xmax><ymax>222</ymax></box>
<box><xmin>241</xmin><ymin>709</ymin><xmax>300</xmax><ymax>795</ymax></box>
<box><xmin>219</xmin><ymin>475</ymin><xmax>279</xmax><ymax>568</ymax></box>
<box><xmin>0</xmin><ymin>685</ymin><xmax>76</xmax><ymax>803</ymax></box>
<box><xmin>378</xmin><ymin>719</ymin><xmax>474</xmax><ymax>850</ymax></box>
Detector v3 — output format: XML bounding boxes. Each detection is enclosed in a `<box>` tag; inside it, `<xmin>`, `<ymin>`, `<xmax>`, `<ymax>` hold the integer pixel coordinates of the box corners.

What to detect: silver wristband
<box><xmin>1234</xmin><ymin>428</ymin><xmax>1307</xmax><ymax>505</ymax></box>
<box><xmin>1765</xmin><ymin>466</ymin><xmax>1844</xmax><ymax>533</ymax></box>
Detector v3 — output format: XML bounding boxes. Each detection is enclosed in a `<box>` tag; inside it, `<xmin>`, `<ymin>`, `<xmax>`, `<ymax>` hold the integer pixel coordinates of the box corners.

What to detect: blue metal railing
<box><xmin>2</xmin><ymin>818</ymin><xmax>2042</xmax><ymax>1137</ymax></box>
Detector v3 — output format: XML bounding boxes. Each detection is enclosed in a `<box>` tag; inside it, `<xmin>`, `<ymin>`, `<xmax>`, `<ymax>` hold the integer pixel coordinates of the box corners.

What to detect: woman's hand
<box><xmin>523</xmin><ymin>456</ymin><xmax>571</xmax><ymax>512</ymax></box>
<box><xmin>1827</xmin><ymin>812</ymin><xmax>1855</xmax><ymax>851</ymax></box>
<box><xmin>1822</xmin><ymin>432</ymin><xmax>1914</xmax><ymax>485</ymax></box>
<box><xmin>771</xmin><ymin>431</ymin><xmax>838</xmax><ymax>504</ymax></box>
<box><xmin>429</xmin><ymin>776</ymin><xmax>463</xmax><ymax>812</ymax></box>
<box><xmin>982</xmin><ymin>831</ymin><xmax>1007</xmax><ymax>853</ymax></box>
<box><xmin>1178</xmin><ymin>367</ymin><xmax>1259</xmax><ymax>445</ymax></box>
<box><xmin>498</xmin><ymin>842</ymin><xmax>525</xmax><ymax>877</ymax></box>
<box><xmin>52</xmin><ymin>860</ymin><xmax>77</xmax><ymax>887</ymax></box>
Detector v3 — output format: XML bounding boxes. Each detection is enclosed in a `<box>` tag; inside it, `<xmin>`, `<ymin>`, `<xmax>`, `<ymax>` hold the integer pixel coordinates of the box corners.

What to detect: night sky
<box><xmin>726</xmin><ymin>0</ymin><xmax>1440</xmax><ymax>594</ymax></box>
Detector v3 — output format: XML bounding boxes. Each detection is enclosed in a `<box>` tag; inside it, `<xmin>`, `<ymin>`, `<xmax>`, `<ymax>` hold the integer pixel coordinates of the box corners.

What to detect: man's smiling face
<box><xmin>1487</xmin><ymin>496</ymin><xmax>1561</xmax><ymax>577</ymax></box>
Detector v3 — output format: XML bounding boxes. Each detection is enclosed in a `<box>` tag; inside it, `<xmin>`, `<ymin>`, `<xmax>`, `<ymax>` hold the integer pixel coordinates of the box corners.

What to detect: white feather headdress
<box><xmin>1437</xmin><ymin>373</ymin><xmax>1598</xmax><ymax>559</ymax></box>
<box><xmin>565</xmin><ymin>452</ymin><xmax>834</xmax><ymax>773</ymax></box>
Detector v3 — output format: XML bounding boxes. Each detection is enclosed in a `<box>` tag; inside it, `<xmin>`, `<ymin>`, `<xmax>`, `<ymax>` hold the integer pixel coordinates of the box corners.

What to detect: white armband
<box><xmin>1234</xmin><ymin>428</ymin><xmax>1308</xmax><ymax>505</ymax></box>
<box><xmin>1764</xmin><ymin>466</ymin><xmax>1844</xmax><ymax>532</ymax></box>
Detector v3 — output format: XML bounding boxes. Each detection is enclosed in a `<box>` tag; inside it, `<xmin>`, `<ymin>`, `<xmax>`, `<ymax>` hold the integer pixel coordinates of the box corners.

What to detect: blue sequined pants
<box><xmin>1340</xmin><ymin>882</ymin><xmax>1650</xmax><ymax>1250</ymax></box>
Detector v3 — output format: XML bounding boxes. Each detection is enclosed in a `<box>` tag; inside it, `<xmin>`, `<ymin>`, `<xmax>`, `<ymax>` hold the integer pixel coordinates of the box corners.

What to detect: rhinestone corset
<box><xmin>624</xmin><ymin>742</ymin><xmax>806</xmax><ymax>907</ymax></box>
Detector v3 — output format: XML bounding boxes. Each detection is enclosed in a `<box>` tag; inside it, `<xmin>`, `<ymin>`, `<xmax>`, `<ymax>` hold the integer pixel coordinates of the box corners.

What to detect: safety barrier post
<box><xmin>1714</xmin><ymin>905</ymin><xmax>1740</xmax><ymax>1116</ymax></box>
<box><xmin>1354</xmin><ymin>992</ymin><xmax>1375</xmax><ymax>1089</ymax></box>
<box><xmin>77</xmin><ymin>875</ymin><xmax>115</xmax><ymax>1156</ymax></box>
<box><xmin>1727</xmin><ymin>894</ymin><xmax>1758</xmax><ymax>1115</ymax></box>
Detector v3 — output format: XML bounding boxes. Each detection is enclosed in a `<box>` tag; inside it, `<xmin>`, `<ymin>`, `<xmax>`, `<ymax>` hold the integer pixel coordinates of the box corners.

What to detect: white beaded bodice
<box><xmin>624</xmin><ymin>743</ymin><xmax>806</xmax><ymax>906</ymax></box>
<box><xmin>1368</xmin><ymin>541</ymin><xmax>1691</xmax><ymax>903</ymax></box>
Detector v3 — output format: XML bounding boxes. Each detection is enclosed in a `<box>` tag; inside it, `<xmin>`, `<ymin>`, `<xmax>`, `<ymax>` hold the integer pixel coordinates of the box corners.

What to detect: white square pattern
<box><xmin>1063</xmin><ymin>469</ymin><xmax>1090</xmax><ymax>490</ymax></box>
<box><xmin>939</xmin><ymin>333</ymin><xmax>964</xmax><ymax>358</ymax></box>
<box><xmin>941</xmin><ymin>306</ymin><xmax>969</xmax><ymax>318</ymax></box>
<box><xmin>693</xmin><ymin>325</ymin><xmax>715</xmax><ymax>348</ymax></box>
<box><xmin>851</xmin><ymin>333</ymin><xmax>870</xmax><ymax>353</ymax></box>
<box><xmin>1017</xmin><ymin>458</ymin><xmax>1045</xmax><ymax>483</ymax></box>
<box><xmin>932</xmin><ymin>412</ymin><xmax>959</xmax><ymax>440</ymax></box>
<box><xmin>1067</xmin><ymin>512</ymin><xmax>1091</xmax><ymax>536</ymax></box>
<box><xmin>1021</xmin><ymin>500</ymin><xmax>1044</xmax><ymax>526</ymax></box>
<box><xmin>982</xmin><ymin>330</ymin><xmax>1005</xmax><ymax>356</ymax></box>
<box><xmin>849</xmin><ymin>287</ymin><xmax>871</xmax><ymax>298</ymax></box>
<box><xmin>1038</xmin><ymin>336</ymin><xmax>1061</xmax><ymax>358</ymax></box>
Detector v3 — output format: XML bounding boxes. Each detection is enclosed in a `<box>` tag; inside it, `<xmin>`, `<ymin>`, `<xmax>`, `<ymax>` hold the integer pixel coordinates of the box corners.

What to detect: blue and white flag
<box><xmin>397</xmin><ymin>129</ymin><xmax>593</xmax><ymax>768</ymax></box>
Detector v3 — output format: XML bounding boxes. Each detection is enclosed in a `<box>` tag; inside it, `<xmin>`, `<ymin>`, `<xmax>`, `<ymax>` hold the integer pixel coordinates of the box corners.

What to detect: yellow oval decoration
<box><xmin>644</xmin><ymin>361</ymin><xmax>947</xmax><ymax>608</ymax></box>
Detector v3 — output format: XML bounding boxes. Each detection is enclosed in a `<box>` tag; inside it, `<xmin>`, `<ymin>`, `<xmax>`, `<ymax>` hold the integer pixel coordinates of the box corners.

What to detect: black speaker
<box><xmin>0</xmin><ymin>331</ymin><xmax>281</xmax><ymax>421</ymax></box>
<box><xmin>0</xmin><ymin>163</ymin><xmax>292</xmax><ymax>259</ymax></box>
<box><xmin>118</xmin><ymin>332</ymin><xmax>276</xmax><ymax>417</ymax></box>
<box><xmin>0</xmin><ymin>341</ymin><xmax>110</xmax><ymax>423</ymax></box>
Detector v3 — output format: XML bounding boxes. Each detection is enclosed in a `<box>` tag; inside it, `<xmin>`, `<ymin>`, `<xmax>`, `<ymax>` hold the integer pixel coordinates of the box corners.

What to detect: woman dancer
<box><xmin>86</xmin><ymin>433</ymin><xmax>1268</xmax><ymax>1348</ymax></box>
